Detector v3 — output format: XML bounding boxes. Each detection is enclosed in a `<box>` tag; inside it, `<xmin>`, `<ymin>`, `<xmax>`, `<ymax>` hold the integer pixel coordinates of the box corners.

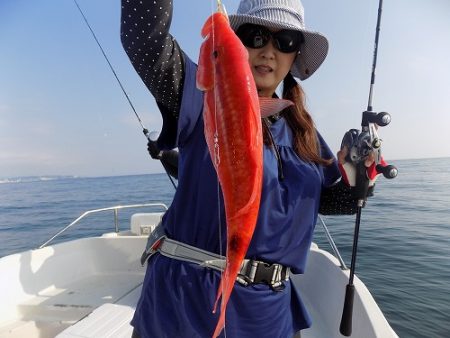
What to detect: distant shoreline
<box><xmin>2</xmin><ymin>156</ymin><xmax>450</xmax><ymax>183</ymax></box>
<box><xmin>0</xmin><ymin>172</ymin><xmax>168</xmax><ymax>185</ymax></box>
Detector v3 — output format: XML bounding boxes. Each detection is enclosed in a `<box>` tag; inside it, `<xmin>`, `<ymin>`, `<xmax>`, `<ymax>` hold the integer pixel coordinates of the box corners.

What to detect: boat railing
<box><xmin>38</xmin><ymin>203</ymin><xmax>348</xmax><ymax>270</ymax></box>
<box><xmin>38</xmin><ymin>203</ymin><xmax>168</xmax><ymax>249</ymax></box>
<box><xmin>318</xmin><ymin>215</ymin><xmax>348</xmax><ymax>270</ymax></box>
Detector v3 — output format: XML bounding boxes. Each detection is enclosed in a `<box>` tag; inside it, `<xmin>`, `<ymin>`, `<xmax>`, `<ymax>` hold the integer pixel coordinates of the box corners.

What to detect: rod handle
<box><xmin>340</xmin><ymin>284</ymin><xmax>355</xmax><ymax>336</ymax></box>
<box><xmin>354</xmin><ymin>162</ymin><xmax>370</xmax><ymax>201</ymax></box>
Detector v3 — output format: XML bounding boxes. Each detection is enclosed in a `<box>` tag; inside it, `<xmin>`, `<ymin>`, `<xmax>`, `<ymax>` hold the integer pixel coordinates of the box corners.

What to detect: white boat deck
<box><xmin>57</xmin><ymin>303</ymin><xmax>136</xmax><ymax>338</ymax></box>
<box><xmin>56</xmin><ymin>284</ymin><xmax>143</xmax><ymax>338</ymax></box>
<box><xmin>0</xmin><ymin>235</ymin><xmax>147</xmax><ymax>338</ymax></box>
<box><xmin>0</xmin><ymin>212</ymin><xmax>398</xmax><ymax>338</ymax></box>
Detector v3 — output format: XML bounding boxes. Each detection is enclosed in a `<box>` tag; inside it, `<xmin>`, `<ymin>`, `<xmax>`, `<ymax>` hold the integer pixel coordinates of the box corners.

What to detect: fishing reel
<box><xmin>341</xmin><ymin>111</ymin><xmax>397</xmax><ymax>179</ymax></box>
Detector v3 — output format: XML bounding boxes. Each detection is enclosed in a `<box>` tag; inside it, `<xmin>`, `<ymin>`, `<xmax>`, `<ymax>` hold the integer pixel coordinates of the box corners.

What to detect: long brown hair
<box><xmin>263</xmin><ymin>72</ymin><xmax>332</xmax><ymax>166</ymax></box>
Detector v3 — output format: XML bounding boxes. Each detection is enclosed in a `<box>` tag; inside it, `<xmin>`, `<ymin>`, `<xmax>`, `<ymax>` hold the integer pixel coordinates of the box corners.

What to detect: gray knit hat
<box><xmin>229</xmin><ymin>0</ymin><xmax>328</xmax><ymax>80</ymax></box>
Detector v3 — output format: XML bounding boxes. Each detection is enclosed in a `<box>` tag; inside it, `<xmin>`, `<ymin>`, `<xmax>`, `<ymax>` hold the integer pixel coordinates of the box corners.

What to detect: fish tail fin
<box><xmin>212</xmin><ymin>278</ymin><xmax>223</xmax><ymax>314</ymax></box>
<box><xmin>211</xmin><ymin>277</ymin><xmax>226</xmax><ymax>337</ymax></box>
<box><xmin>212</xmin><ymin>257</ymin><xmax>244</xmax><ymax>337</ymax></box>
<box><xmin>212</xmin><ymin>315</ymin><xmax>225</xmax><ymax>338</ymax></box>
<box><xmin>212</xmin><ymin>279</ymin><xmax>231</xmax><ymax>338</ymax></box>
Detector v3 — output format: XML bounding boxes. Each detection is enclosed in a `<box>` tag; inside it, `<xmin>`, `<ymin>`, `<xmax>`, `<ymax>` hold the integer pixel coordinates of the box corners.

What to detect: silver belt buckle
<box><xmin>236</xmin><ymin>260</ymin><xmax>289</xmax><ymax>291</ymax></box>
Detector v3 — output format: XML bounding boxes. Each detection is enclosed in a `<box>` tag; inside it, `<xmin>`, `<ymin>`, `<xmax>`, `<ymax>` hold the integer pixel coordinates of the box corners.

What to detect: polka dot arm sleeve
<box><xmin>120</xmin><ymin>0</ymin><xmax>184</xmax><ymax>121</ymax></box>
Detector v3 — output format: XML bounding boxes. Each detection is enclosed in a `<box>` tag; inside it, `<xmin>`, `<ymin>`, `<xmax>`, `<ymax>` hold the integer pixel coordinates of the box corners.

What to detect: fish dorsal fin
<box><xmin>259</xmin><ymin>97</ymin><xmax>294</xmax><ymax>118</ymax></box>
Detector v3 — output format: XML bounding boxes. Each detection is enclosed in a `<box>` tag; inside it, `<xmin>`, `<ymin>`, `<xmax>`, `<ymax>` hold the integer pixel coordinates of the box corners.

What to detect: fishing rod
<box><xmin>73</xmin><ymin>0</ymin><xmax>178</xmax><ymax>189</ymax></box>
<box><xmin>339</xmin><ymin>0</ymin><xmax>398</xmax><ymax>336</ymax></box>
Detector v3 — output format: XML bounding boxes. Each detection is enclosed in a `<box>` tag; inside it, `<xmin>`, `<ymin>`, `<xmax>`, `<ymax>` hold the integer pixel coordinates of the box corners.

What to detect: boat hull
<box><xmin>0</xmin><ymin>212</ymin><xmax>398</xmax><ymax>338</ymax></box>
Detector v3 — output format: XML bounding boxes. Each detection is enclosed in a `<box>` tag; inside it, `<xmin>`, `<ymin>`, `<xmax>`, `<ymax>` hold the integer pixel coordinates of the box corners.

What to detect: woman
<box><xmin>121</xmin><ymin>0</ymin><xmax>364</xmax><ymax>336</ymax></box>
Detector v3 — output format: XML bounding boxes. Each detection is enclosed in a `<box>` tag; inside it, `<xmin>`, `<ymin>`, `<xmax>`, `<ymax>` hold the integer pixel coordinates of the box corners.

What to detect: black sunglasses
<box><xmin>236</xmin><ymin>23</ymin><xmax>304</xmax><ymax>54</ymax></box>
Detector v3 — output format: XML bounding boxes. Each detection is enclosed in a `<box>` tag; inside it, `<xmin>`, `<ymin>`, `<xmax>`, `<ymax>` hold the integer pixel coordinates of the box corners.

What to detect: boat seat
<box><xmin>130</xmin><ymin>213</ymin><xmax>163</xmax><ymax>236</ymax></box>
<box><xmin>56</xmin><ymin>303</ymin><xmax>134</xmax><ymax>338</ymax></box>
<box><xmin>54</xmin><ymin>278</ymin><xmax>142</xmax><ymax>337</ymax></box>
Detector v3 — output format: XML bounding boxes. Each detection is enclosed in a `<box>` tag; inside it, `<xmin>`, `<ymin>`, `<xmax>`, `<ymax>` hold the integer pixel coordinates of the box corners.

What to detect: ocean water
<box><xmin>0</xmin><ymin>158</ymin><xmax>449</xmax><ymax>337</ymax></box>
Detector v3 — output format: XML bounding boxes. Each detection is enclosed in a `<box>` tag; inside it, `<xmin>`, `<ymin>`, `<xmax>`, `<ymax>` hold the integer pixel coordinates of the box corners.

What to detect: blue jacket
<box><xmin>131</xmin><ymin>55</ymin><xmax>341</xmax><ymax>338</ymax></box>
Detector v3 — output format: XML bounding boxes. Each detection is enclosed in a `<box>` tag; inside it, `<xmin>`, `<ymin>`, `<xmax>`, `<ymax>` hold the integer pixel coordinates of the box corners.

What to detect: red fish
<box><xmin>196</xmin><ymin>9</ymin><xmax>262</xmax><ymax>337</ymax></box>
<box><xmin>196</xmin><ymin>7</ymin><xmax>292</xmax><ymax>338</ymax></box>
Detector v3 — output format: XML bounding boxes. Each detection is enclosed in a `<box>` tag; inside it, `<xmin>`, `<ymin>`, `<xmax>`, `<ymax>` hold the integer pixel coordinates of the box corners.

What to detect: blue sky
<box><xmin>1</xmin><ymin>0</ymin><xmax>449</xmax><ymax>177</ymax></box>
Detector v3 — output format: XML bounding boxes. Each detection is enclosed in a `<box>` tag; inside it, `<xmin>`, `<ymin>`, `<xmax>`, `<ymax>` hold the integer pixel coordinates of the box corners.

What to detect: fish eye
<box><xmin>213</xmin><ymin>50</ymin><xmax>219</xmax><ymax>58</ymax></box>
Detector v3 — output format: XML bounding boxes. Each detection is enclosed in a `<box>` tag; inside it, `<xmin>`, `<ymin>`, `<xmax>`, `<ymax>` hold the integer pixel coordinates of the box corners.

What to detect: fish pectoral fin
<box><xmin>259</xmin><ymin>97</ymin><xmax>294</xmax><ymax>117</ymax></box>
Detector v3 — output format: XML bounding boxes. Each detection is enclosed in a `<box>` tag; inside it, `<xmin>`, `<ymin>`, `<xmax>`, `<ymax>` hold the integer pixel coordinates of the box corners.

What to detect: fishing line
<box><xmin>73</xmin><ymin>0</ymin><xmax>144</xmax><ymax>131</ymax></box>
<box><xmin>367</xmin><ymin>0</ymin><xmax>383</xmax><ymax>111</ymax></box>
<box><xmin>210</xmin><ymin>2</ymin><xmax>227</xmax><ymax>336</ymax></box>
<box><xmin>211</xmin><ymin>1</ymin><xmax>223</xmax><ymax>258</ymax></box>
<box><xmin>73</xmin><ymin>0</ymin><xmax>177</xmax><ymax>190</ymax></box>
